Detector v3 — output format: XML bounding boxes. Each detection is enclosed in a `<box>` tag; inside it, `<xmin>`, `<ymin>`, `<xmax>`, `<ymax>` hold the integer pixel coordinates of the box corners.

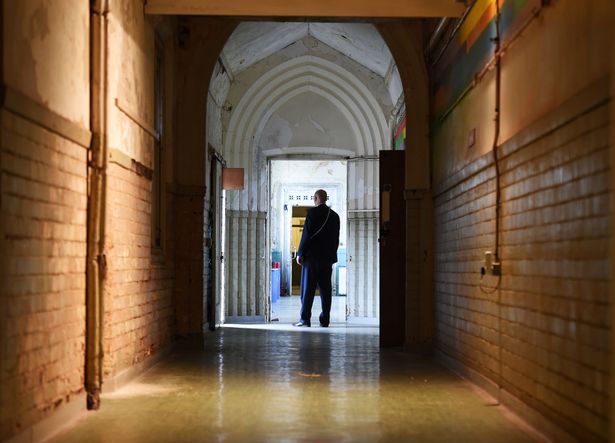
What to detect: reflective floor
<box><xmin>52</xmin><ymin>326</ymin><xmax>539</xmax><ymax>443</ymax></box>
<box><xmin>274</xmin><ymin>295</ymin><xmax>347</xmax><ymax>323</ymax></box>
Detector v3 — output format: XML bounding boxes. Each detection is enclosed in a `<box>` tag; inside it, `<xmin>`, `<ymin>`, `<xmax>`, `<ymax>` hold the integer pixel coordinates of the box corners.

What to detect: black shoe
<box><xmin>293</xmin><ymin>320</ymin><xmax>310</xmax><ymax>327</ymax></box>
<box><xmin>320</xmin><ymin>322</ymin><xmax>329</xmax><ymax>327</ymax></box>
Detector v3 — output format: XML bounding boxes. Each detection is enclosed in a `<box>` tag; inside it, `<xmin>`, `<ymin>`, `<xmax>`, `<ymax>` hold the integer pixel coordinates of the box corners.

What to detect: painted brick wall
<box><xmin>101</xmin><ymin>3</ymin><xmax>177</xmax><ymax>381</ymax></box>
<box><xmin>103</xmin><ymin>163</ymin><xmax>175</xmax><ymax>379</ymax></box>
<box><xmin>0</xmin><ymin>111</ymin><xmax>87</xmax><ymax>440</ymax></box>
<box><xmin>434</xmin><ymin>95</ymin><xmax>611</xmax><ymax>441</ymax></box>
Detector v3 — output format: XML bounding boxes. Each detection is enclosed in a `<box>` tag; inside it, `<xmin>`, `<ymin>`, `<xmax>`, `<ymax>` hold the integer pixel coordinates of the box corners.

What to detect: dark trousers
<box><xmin>299</xmin><ymin>258</ymin><xmax>333</xmax><ymax>325</ymax></box>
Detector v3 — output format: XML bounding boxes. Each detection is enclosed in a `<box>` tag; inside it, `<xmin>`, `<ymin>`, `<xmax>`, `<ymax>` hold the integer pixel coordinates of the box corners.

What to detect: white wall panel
<box><xmin>225</xmin><ymin>211</ymin><xmax>268</xmax><ymax>319</ymax></box>
<box><xmin>347</xmin><ymin>159</ymin><xmax>379</xmax><ymax>321</ymax></box>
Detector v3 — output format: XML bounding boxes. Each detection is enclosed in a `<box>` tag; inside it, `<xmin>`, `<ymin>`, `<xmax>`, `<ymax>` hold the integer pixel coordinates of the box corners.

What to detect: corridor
<box><xmin>1</xmin><ymin>1</ymin><xmax>613</xmax><ymax>442</ymax></box>
<box><xmin>51</xmin><ymin>327</ymin><xmax>537</xmax><ymax>443</ymax></box>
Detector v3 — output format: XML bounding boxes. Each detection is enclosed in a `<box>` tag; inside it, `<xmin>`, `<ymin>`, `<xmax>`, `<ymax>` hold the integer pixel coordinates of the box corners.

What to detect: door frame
<box><xmin>267</xmin><ymin>158</ymin><xmax>348</xmax><ymax>319</ymax></box>
<box><xmin>209</xmin><ymin>146</ymin><xmax>226</xmax><ymax>327</ymax></box>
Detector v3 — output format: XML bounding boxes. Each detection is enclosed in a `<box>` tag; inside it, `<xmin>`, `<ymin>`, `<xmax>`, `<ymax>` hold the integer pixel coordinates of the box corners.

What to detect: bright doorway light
<box><xmin>269</xmin><ymin>160</ymin><xmax>348</xmax><ymax>323</ymax></box>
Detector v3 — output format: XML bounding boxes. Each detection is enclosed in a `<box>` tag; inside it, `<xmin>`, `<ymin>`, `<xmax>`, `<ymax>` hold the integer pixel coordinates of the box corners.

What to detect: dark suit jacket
<box><xmin>297</xmin><ymin>203</ymin><xmax>340</xmax><ymax>264</ymax></box>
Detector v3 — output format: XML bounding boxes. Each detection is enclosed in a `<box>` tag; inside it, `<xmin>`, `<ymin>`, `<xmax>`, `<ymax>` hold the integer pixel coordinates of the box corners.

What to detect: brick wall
<box><xmin>103</xmin><ymin>162</ymin><xmax>175</xmax><ymax>379</ymax></box>
<box><xmin>0</xmin><ymin>111</ymin><xmax>87</xmax><ymax>440</ymax></box>
<box><xmin>433</xmin><ymin>87</ymin><xmax>611</xmax><ymax>441</ymax></box>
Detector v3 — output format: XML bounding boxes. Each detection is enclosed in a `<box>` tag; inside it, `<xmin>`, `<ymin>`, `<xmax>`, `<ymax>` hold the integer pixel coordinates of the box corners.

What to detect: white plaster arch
<box><xmin>223</xmin><ymin>55</ymin><xmax>389</xmax><ymax>212</ymax></box>
<box><xmin>255</xmin><ymin>85</ymin><xmax>364</xmax><ymax>153</ymax></box>
<box><xmin>226</xmin><ymin>56</ymin><xmax>388</xmax><ymax>154</ymax></box>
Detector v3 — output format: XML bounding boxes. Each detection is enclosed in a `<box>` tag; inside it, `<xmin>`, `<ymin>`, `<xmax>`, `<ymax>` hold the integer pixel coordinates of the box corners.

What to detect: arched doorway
<box><xmin>208</xmin><ymin>23</ymin><xmax>403</xmax><ymax>325</ymax></box>
<box><xmin>162</xmin><ymin>14</ymin><xmax>432</xmax><ymax>344</ymax></box>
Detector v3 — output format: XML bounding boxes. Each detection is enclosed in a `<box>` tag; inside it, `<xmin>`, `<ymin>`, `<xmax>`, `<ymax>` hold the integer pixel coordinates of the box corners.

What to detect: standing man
<box><xmin>294</xmin><ymin>189</ymin><xmax>340</xmax><ymax>327</ymax></box>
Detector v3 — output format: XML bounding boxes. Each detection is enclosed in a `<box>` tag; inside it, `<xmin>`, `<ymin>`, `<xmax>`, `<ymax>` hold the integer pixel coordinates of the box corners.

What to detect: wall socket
<box><xmin>481</xmin><ymin>251</ymin><xmax>501</xmax><ymax>276</ymax></box>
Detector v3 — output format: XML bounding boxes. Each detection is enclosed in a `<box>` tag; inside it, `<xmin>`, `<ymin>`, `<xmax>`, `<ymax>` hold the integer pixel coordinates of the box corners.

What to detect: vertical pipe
<box><xmin>425</xmin><ymin>18</ymin><xmax>449</xmax><ymax>59</ymax></box>
<box><xmin>492</xmin><ymin>0</ymin><xmax>503</xmax><ymax>403</ymax></box>
<box><xmin>492</xmin><ymin>2</ymin><xmax>502</xmax><ymax>265</ymax></box>
<box><xmin>86</xmin><ymin>0</ymin><xmax>108</xmax><ymax>410</ymax></box>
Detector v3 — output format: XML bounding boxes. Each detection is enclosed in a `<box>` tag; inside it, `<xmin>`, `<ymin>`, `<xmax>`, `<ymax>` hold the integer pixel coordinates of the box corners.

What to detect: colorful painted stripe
<box><xmin>394</xmin><ymin>118</ymin><xmax>406</xmax><ymax>149</ymax></box>
<box><xmin>431</xmin><ymin>0</ymin><xmax>541</xmax><ymax>123</ymax></box>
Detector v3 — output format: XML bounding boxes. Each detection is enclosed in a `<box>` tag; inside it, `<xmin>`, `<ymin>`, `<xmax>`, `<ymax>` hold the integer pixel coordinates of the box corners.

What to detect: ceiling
<box><xmin>221</xmin><ymin>22</ymin><xmax>395</xmax><ymax>79</ymax></box>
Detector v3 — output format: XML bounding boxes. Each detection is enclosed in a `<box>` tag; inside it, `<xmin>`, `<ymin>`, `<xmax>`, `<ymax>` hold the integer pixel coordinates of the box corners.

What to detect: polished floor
<box><xmin>51</xmin><ymin>325</ymin><xmax>540</xmax><ymax>443</ymax></box>
<box><xmin>274</xmin><ymin>295</ymin><xmax>347</xmax><ymax>323</ymax></box>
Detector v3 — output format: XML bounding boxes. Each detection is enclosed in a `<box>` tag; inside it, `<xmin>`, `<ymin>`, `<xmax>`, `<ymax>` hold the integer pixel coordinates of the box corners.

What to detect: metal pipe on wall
<box><xmin>425</xmin><ymin>17</ymin><xmax>449</xmax><ymax>59</ymax></box>
<box><xmin>431</xmin><ymin>2</ymin><xmax>474</xmax><ymax>66</ymax></box>
<box><xmin>86</xmin><ymin>0</ymin><xmax>109</xmax><ymax>410</ymax></box>
<box><xmin>492</xmin><ymin>0</ymin><xmax>503</xmax><ymax>405</ymax></box>
<box><xmin>492</xmin><ymin>3</ymin><xmax>502</xmax><ymax>267</ymax></box>
<box><xmin>488</xmin><ymin>0</ymin><xmax>503</xmax><ymax>404</ymax></box>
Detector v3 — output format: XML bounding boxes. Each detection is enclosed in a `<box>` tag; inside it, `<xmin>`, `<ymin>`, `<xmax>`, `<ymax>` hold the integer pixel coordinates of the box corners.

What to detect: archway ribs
<box><xmin>220</xmin><ymin>54</ymin><xmax>391</xmax><ymax>319</ymax></box>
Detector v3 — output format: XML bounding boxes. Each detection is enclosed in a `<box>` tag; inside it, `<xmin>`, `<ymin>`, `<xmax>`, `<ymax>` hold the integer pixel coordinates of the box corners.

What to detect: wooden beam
<box><xmin>144</xmin><ymin>0</ymin><xmax>466</xmax><ymax>18</ymax></box>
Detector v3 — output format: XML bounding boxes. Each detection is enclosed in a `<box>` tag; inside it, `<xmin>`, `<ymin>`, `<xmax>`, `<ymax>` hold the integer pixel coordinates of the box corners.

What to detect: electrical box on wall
<box><xmin>481</xmin><ymin>251</ymin><xmax>501</xmax><ymax>276</ymax></box>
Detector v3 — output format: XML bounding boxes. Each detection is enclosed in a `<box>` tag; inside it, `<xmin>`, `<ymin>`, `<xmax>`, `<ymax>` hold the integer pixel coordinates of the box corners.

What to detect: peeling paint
<box><xmin>30</xmin><ymin>1</ymin><xmax>50</xmax><ymax>40</ymax></box>
<box><xmin>5</xmin><ymin>0</ymin><xmax>89</xmax><ymax>125</ymax></box>
<box><xmin>258</xmin><ymin>92</ymin><xmax>353</xmax><ymax>150</ymax></box>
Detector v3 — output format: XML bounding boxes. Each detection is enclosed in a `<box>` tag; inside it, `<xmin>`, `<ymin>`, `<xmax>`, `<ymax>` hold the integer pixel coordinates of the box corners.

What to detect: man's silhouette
<box><xmin>294</xmin><ymin>189</ymin><xmax>340</xmax><ymax>327</ymax></box>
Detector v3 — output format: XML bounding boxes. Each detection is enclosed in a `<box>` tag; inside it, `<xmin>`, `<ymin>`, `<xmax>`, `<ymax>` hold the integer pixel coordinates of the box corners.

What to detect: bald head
<box><xmin>314</xmin><ymin>189</ymin><xmax>327</xmax><ymax>206</ymax></box>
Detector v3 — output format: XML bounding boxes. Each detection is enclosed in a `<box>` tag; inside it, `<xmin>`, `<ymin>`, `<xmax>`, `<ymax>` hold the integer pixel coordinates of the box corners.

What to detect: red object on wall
<box><xmin>222</xmin><ymin>167</ymin><xmax>244</xmax><ymax>189</ymax></box>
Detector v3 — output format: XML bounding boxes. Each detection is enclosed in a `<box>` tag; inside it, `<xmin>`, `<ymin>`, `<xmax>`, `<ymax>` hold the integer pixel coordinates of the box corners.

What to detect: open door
<box><xmin>346</xmin><ymin>158</ymin><xmax>379</xmax><ymax>324</ymax></box>
<box><xmin>379</xmin><ymin>150</ymin><xmax>405</xmax><ymax>346</ymax></box>
<box><xmin>209</xmin><ymin>150</ymin><xmax>225</xmax><ymax>328</ymax></box>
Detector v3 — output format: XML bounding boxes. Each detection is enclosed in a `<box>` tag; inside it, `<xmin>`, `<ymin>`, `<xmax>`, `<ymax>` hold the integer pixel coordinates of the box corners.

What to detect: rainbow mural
<box><xmin>431</xmin><ymin>0</ymin><xmax>542</xmax><ymax>122</ymax></box>
<box><xmin>394</xmin><ymin>117</ymin><xmax>406</xmax><ymax>150</ymax></box>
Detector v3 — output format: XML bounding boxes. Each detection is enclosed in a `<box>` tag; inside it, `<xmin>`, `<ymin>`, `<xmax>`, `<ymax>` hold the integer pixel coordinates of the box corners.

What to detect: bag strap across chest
<box><xmin>310</xmin><ymin>207</ymin><xmax>331</xmax><ymax>240</ymax></box>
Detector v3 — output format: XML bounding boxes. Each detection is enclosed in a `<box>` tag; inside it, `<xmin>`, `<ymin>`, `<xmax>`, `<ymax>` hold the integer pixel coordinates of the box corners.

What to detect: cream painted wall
<box><xmin>432</xmin><ymin>69</ymin><xmax>496</xmax><ymax>184</ymax></box>
<box><xmin>500</xmin><ymin>0</ymin><xmax>612</xmax><ymax>142</ymax></box>
<box><xmin>106</xmin><ymin>0</ymin><xmax>155</xmax><ymax>166</ymax></box>
<box><xmin>4</xmin><ymin>0</ymin><xmax>89</xmax><ymax>127</ymax></box>
<box><xmin>433</xmin><ymin>0</ymin><xmax>613</xmax><ymax>185</ymax></box>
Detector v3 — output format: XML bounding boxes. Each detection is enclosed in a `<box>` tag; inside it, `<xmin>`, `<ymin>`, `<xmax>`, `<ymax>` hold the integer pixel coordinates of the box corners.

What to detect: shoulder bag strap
<box><xmin>310</xmin><ymin>207</ymin><xmax>331</xmax><ymax>239</ymax></box>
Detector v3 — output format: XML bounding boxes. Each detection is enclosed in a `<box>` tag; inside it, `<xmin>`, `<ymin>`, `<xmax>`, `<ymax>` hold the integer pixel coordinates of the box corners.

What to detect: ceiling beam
<box><xmin>144</xmin><ymin>0</ymin><xmax>467</xmax><ymax>18</ymax></box>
